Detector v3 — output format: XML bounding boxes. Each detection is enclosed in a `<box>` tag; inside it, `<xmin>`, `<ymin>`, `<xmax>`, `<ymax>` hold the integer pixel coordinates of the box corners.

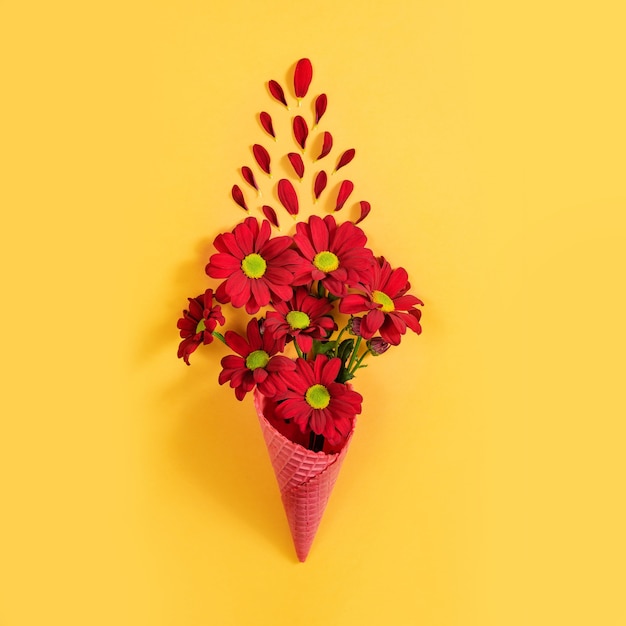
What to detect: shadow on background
<box><xmin>148</xmin><ymin>235</ymin><xmax>297</xmax><ymax>561</ymax></box>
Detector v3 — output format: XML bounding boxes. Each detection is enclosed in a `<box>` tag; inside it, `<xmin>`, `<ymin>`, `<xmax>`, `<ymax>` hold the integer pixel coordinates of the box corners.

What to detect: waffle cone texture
<box><xmin>254</xmin><ymin>390</ymin><xmax>354</xmax><ymax>562</ymax></box>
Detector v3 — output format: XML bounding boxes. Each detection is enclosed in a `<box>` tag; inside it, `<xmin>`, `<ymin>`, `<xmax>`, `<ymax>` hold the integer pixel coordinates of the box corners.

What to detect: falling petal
<box><xmin>335</xmin><ymin>148</ymin><xmax>356</xmax><ymax>172</ymax></box>
<box><xmin>259</xmin><ymin>112</ymin><xmax>275</xmax><ymax>139</ymax></box>
<box><xmin>294</xmin><ymin>58</ymin><xmax>313</xmax><ymax>99</ymax></box>
<box><xmin>314</xmin><ymin>94</ymin><xmax>327</xmax><ymax>125</ymax></box>
<box><xmin>316</xmin><ymin>131</ymin><xmax>333</xmax><ymax>160</ymax></box>
<box><xmin>268</xmin><ymin>80</ymin><xmax>288</xmax><ymax>107</ymax></box>
<box><xmin>231</xmin><ymin>185</ymin><xmax>249</xmax><ymax>211</ymax></box>
<box><xmin>277</xmin><ymin>179</ymin><xmax>299</xmax><ymax>216</ymax></box>
<box><xmin>252</xmin><ymin>144</ymin><xmax>271</xmax><ymax>175</ymax></box>
<box><xmin>334</xmin><ymin>180</ymin><xmax>354</xmax><ymax>211</ymax></box>
<box><xmin>314</xmin><ymin>170</ymin><xmax>327</xmax><ymax>200</ymax></box>
<box><xmin>262</xmin><ymin>205</ymin><xmax>280</xmax><ymax>228</ymax></box>
<box><xmin>287</xmin><ymin>152</ymin><xmax>305</xmax><ymax>179</ymax></box>
<box><xmin>241</xmin><ymin>166</ymin><xmax>259</xmax><ymax>192</ymax></box>
<box><xmin>293</xmin><ymin>116</ymin><xmax>309</xmax><ymax>150</ymax></box>
<box><xmin>355</xmin><ymin>200</ymin><xmax>371</xmax><ymax>224</ymax></box>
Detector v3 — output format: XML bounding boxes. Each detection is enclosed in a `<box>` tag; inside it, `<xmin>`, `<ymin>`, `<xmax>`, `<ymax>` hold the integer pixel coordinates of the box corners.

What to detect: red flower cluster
<box><xmin>177</xmin><ymin>58</ymin><xmax>424</xmax><ymax>453</ymax></box>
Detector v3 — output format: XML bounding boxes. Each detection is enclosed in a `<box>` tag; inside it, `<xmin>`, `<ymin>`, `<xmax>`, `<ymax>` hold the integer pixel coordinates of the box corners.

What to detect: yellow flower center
<box><xmin>313</xmin><ymin>250</ymin><xmax>339</xmax><ymax>273</ymax></box>
<box><xmin>241</xmin><ymin>253</ymin><xmax>267</xmax><ymax>279</ymax></box>
<box><xmin>195</xmin><ymin>319</ymin><xmax>206</xmax><ymax>333</ymax></box>
<box><xmin>245</xmin><ymin>349</ymin><xmax>270</xmax><ymax>370</ymax></box>
<box><xmin>372</xmin><ymin>290</ymin><xmax>395</xmax><ymax>313</ymax></box>
<box><xmin>286</xmin><ymin>310</ymin><xmax>311</xmax><ymax>330</ymax></box>
<box><xmin>305</xmin><ymin>384</ymin><xmax>331</xmax><ymax>409</ymax></box>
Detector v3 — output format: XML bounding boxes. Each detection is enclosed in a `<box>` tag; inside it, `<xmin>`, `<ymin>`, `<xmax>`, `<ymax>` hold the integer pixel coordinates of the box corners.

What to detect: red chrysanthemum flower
<box><xmin>219</xmin><ymin>318</ymin><xmax>295</xmax><ymax>401</ymax></box>
<box><xmin>177</xmin><ymin>289</ymin><xmax>226</xmax><ymax>365</ymax></box>
<box><xmin>264</xmin><ymin>287</ymin><xmax>337</xmax><ymax>353</ymax></box>
<box><xmin>206</xmin><ymin>217</ymin><xmax>306</xmax><ymax>314</ymax></box>
<box><xmin>339</xmin><ymin>257</ymin><xmax>423</xmax><ymax>345</ymax></box>
<box><xmin>275</xmin><ymin>355</ymin><xmax>362</xmax><ymax>447</ymax></box>
<box><xmin>292</xmin><ymin>215</ymin><xmax>374</xmax><ymax>296</ymax></box>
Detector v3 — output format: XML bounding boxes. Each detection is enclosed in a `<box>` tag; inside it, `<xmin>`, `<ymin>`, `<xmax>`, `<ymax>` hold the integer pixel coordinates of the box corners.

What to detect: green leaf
<box><xmin>312</xmin><ymin>339</ymin><xmax>336</xmax><ymax>356</ymax></box>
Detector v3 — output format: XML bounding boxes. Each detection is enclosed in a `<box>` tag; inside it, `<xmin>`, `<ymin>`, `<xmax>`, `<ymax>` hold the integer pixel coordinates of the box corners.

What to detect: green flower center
<box><xmin>305</xmin><ymin>384</ymin><xmax>331</xmax><ymax>409</ymax></box>
<box><xmin>241</xmin><ymin>253</ymin><xmax>267</xmax><ymax>279</ymax></box>
<box><xmin>313</xmin><ymin>250</ymin><xmax>339</xmax><ymax>273</ymax></box>
<box><xmin>245</xmin><ymin>349</ymin><xmax>270</xmax><ymax>370</ymax></box>
<box><xmin>372</xmin><ymin>290</ymin><xmax>395</xmax><ymax>313</ymax></box>
<box><xmin>195</xmin><ymin>319</ymin><xmax>206</xmax><ymax>334</ymax></box>
<box><xmin>286</xmin><ymin>310</ymin><xmax>311</xmax><ymax>330</ymax></box>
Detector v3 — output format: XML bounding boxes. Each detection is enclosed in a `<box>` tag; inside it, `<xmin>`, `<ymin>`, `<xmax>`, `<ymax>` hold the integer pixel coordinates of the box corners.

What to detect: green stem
<box><xmin>335</xmin><ymin>324</ymin><xmax>348</xmax><ymax>348</ymax></box>
<box><xmin>350</xmin><ymin>349</ymin><xmax>371</xmax><ymax>374</ymax></box>
<box><xmin>294</xmin><ymin>342</ymin><xmax>305</xmax><ymax>360</ymax></box>
<box><xmin>346</xmin><ymin>336</ymin><xmax>362</xmax><ymax>372</ymax></box>
<box><xmin>212</xmin><ymin>331</ymin><xmax>226</xmax><ymax>344</ymax></box>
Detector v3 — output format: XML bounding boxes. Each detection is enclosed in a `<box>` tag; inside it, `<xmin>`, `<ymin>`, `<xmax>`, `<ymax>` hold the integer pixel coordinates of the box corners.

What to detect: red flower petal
<box><xmin>259</xmin><ymin>112</ymin><xmax>275</xmax><ymax>139</ymax></box>
<box><xmin>252</xmin><ymin>144</ymin><xmax>271</xmax><ymax>175</ymax></box>
<box><xmin>277</xmin><ymin>179</ymin><xmax>299</xmax><ymax>216</ymax></box>
<box><xmin>355</xmin><ymin>200</ymin><xmax>371</xmax><ymax>224</ymax></box>
<box><xmin>314</xmin><ymin>94</ymin><xmax>327</xmax><ymax>125</ymax></box>
<box><xmin>231</xmin><ymin>184</ymin><xmax>248</xmax><ymax>211</ymax></box>
<box><xmin>316</xmin><ymin>131</ymin><xmax>333</xmax><ymax>160</ymax></box>
<box><xmin>241</xmin><ymin>166</ymin><xmax>258</xmax><ymax>192</ymax></box>
<box><xmin>262</xmin><ymin>204</ymin><xmax>280</xmax><ymax>228</ymax></box>
<box><xmin>335</xmin><ymin>148</ymin><xmax>356</xmax><ymax>172</ymax></box>
<box><xmin>293</xmin><ymin>116</ymin><xmax>308</xmax><ymax>150</ymax></box>
<box><xmin>294</xmin><ymin>58</ymin><xmax>313</xmax><ymax>99</ymax></box>
<box><xmin>268</xmin><ymin>80</ymin><xmax>288</xmax><ymax>107</ymax></box>
<box><xmin>334</xmin><ymin>180</ymin><xmax>354</xmax><ymax>211</ymax></box>
<box><xmin>287</xmin><ymin>152</ymin><xmax>305</xmax><ymax>179</ymax></box>
<box><xmin>314</xmin><ymin>170</ymin><xmax>327</xmax><ymax>200</ymax></box>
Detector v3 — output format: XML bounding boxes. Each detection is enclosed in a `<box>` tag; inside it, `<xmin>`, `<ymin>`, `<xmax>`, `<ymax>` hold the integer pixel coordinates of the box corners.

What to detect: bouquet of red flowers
<box><xmin>177</xmin><ymin>59</ymin><xmax>423</xmax><ymax>561</ymax></box>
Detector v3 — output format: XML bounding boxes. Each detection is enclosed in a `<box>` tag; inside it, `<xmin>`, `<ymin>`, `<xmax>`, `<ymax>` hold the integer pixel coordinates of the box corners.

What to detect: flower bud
<box><xmin>367</xmin><ymin>337</ymin><xmax>390</xmax><ymax>356</ymax></box>
<box><xmin>348</xmin><ymin>317</ymin><xmax>362</xmax><ymax>336</ymax></box>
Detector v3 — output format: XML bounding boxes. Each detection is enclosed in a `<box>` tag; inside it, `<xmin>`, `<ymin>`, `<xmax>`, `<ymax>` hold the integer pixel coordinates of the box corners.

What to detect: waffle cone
<box><xmin>254</xmin><ymin>390</ymin><xmax>354</xmax><ymax>562</ymax></box>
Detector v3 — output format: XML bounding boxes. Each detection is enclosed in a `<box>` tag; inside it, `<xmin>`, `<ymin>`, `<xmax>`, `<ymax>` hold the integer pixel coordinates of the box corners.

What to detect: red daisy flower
<box><xmin>219</xmin><ymin>318</ymin><xmax>295</xmax><ymax>401</ymax></box>
<box><xmin>177</xmin><ymin>289</ymin><xmax>226</xmax><ymax>365</ymax></box>
<box><xmin>292</xmin><ymin>215</ymin><xmax>374</xmax><ymax>297</ymax></box>
<box><xmin>264</xmin><ymin>287</ymin><xmax>337</xmax><ymax>354</ymax></box>
<box><xmin>339</xmin><ymin>257</ymin><xmax>423</xmax><ymax>345</ymax></box>
<box><xmin>206</xmin><ymin>217</ymin><xmax>306</xmax><ymax>314</ymax></box>
<box><xmin>275</xmin><ymin>355</ymin><xmax>363</xmax><ymax>447</ymax></box>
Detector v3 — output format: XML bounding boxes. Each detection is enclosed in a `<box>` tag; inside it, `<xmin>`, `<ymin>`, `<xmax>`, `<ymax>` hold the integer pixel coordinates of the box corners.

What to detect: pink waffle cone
<box><xmin>254</xmin><ymin>390</ymin><xmax>354</xmax><ymax>562</ymax></box>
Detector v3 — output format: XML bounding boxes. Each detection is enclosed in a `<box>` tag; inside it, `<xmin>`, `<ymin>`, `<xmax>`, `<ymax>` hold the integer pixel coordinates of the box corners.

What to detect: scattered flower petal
<box><xmin>287</xmin><ymin>152</ymin><xmax>305</xmax><ymax>179</ymax></box>
<box><xmin>335</xmin><ymin>148</ymin><xmax>355</xmax><ymax>172</ymax></box>
<box><xmin>268</xmin><ymin>80</ymin><xmax>288</xmax><ymax>107</ymax></box>
<box><xmin>262</xmin><ymin>204</ymin><xmax>280</xmax><ymax>228</ymax></box>
<box><xmin>316</xmin><ymin>132</ymin><xmax>333</xmax><ymax>160</ymax></box>
<box><xmin>293</xmin><ymin>116</ymin><xmax>309</xmax><ymax>150</ymax></box>
<box><xmin>314</xmin><ymin>170</ymin><xmax>327</xmax><ymax>200</ymax></box>
<box><xmin>259</xmin><ymin>112</ymin><xmax>275</xmax><ymax>138</ymax></box>
<box><xmin>334</xmin><ymin>180</ymin><xmax>354</xmax><ymax>211</ymax></box>
<box><xmin>252</xmin><ymin>144</ymin><xmax>271</xmax><ymax>175</ymax></box>
<box><xmin>241</xmin><ymin>166</ymin><xmax>259</xmax><ymax>192</ymax></box>
<box><xmin>294</xmin><ymin>58</ymin><xmax>313</xmax><ymax>99</ymax></box>
<box><xmin>277</xmin><ymin>179</ymin><xmax>299</xmax><ymax>216</ymax></box>
<box><xmin>231</xmin><ymin>184</ymin><xmax>249</xmax><ymax>211</ymax></box>
<box><xmin>355</xmin><ymin>200</ymin><xmax>371</xmax><ymax>224</ymax></box>
<box><xmin>314</xmin><ymin>94</ymin><xmax>327</xmax><ymax>125</ymax></box>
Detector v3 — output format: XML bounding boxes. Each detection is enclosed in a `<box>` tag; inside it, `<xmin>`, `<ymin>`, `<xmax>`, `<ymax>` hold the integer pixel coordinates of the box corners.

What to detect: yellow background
<box><xmin>1</xmin><ymin>1</ymin><xmax>625</xmax><ymax>624</ymax></box>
